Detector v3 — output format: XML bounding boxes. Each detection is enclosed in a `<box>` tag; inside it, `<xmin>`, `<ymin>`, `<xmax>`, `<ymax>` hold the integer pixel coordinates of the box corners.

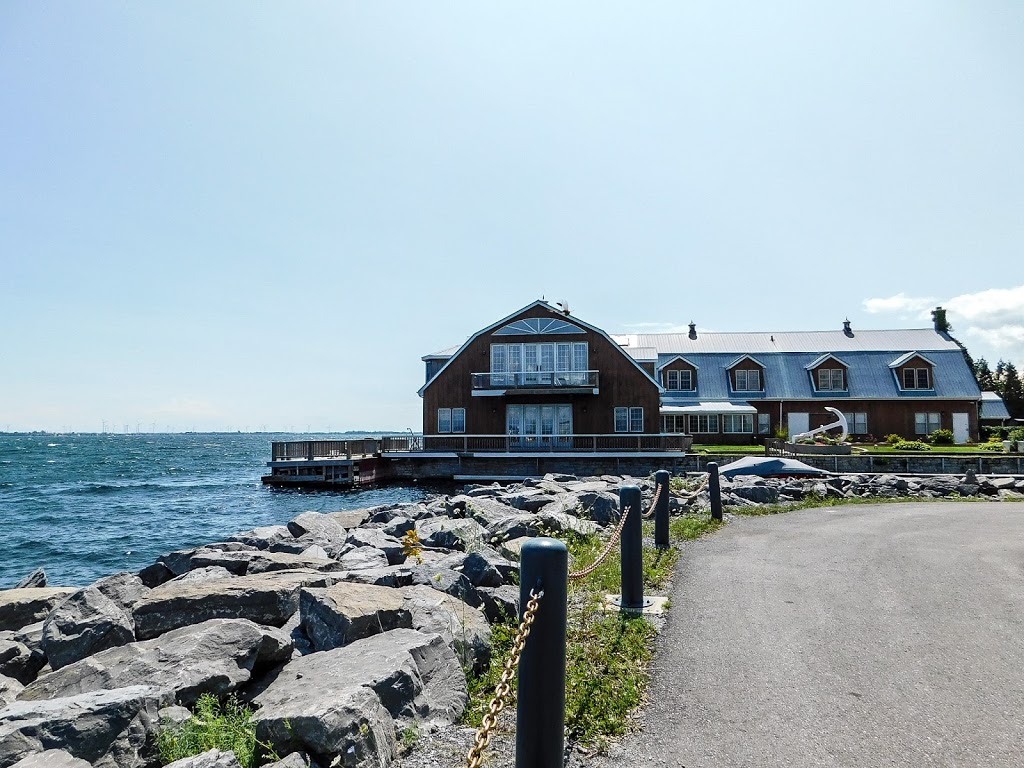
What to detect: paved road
<box><xmin>599</xmin><ymin>503</ymin><xmax>1024</xmax><ymax>768</ymax></box>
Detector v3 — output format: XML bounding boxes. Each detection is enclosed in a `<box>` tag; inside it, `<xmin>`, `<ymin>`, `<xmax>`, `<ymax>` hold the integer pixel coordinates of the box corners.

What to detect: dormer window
<box><xmin>666</xmin><ymin>369</ymin><xmax>694</xmax><ymax>390</ymax></box>
<box><xmin>903</xmin><ymin>368</ymin><xmax>930</xmax><ymax>389</ymax></box>
<box><xmin>817</xmin><ymin>369</ymin><xmax>846</xmax><ymax>391</ymax></box>
<box><xmin>734</xmin><ymin>369</ymin><xmax>761</xmax><ymax>391</ymax></box>
<box><xmin>890</xmin><ymin>352</ymin><xmax>936</xmax><ymax>391</ymax></box>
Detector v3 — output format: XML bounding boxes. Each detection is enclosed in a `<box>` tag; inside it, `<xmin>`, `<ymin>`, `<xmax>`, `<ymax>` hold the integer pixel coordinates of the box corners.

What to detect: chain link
<box><xmin>569</xmin><ymin>484</ymin><xmax>660</xmax><ymax>581</ymax></box>
<box><xmin>466</xmin><ymin>588</ymin><xmax>544</xmax><ymax>768</ymax></box>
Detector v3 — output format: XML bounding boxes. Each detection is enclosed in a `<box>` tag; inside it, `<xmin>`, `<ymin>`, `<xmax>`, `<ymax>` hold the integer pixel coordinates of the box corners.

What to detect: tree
<box><xmin>1001</xmin><ymin>362</ymin><xmax>1024</xmax><ymax>419</ymax></box>
<box><xmin>974</xmin><ymin>357</ymin><xmax>996</xmax><ymax>392</ymax></box>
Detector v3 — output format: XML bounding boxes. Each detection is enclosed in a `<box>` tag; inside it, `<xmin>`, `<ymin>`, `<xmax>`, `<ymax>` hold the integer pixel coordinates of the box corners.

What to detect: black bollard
<box><xmin>516</xmin><ymin>537</ymin><xmax>568</xmax><ymax>768</ymax></box>
<box><xmin>708</xmin><ymin>461</ymin><xmax>723</xmax><ymax>521</ymax></box>
<box><xmin>618</xmin><ymin>485</ymin><xmax>645</xmax><ymax>612</ymax></box>
<box><xmin>654</xmin><ymin>470</ymin><xmax>670</xmax><ymax>549</ymax></box>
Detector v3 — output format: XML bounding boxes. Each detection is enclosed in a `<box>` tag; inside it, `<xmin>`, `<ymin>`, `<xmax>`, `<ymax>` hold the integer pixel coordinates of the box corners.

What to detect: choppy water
<box><xmin>0</xmin><ymin>432</ymin><xmax>435</xmax><ymax>589</ymax></box>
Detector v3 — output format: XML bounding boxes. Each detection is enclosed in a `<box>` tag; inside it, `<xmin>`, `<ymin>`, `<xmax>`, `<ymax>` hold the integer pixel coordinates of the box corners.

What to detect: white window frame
<box><xmin>615</xmin><ymin>407</ymin><xmax>644</xmax><ymax>433</ymax></box>
<box><xmin>689</xmin><ymin>414</ymin><xmax>720</xmax><ymax>433</ymax></box>
<box><xmin>451</xmin><ymin>408</ymin><xmax>466</xmax><ymax>434</ymax></box>
<box><xmin>817</xmin><ymin>368</ymin><xmax>846</xmax><ymax>391</ymax></box>
<box><xmin>723</xmin><ymin>414</ymin><xmax>754</xmax><ymax>433</ymax></box>
<box><xmin>662</xmin><ymin>414</ymin><xmax>689</xmax><ymax>434</ymax></box>
<box><xmin>734</xmin><ymin>369</ymin><xmax>762</xmax><ymax>392</ymax></box>
<box><xmin>843</xmin><ymin>411</ymin><xmax>867</xmax><ymax>435</ymax></box>
<box><xmin>915</xmin><ymin>412</ymin><xmax>941</xmax><ymax>435</ymax></box>
<box><xmin>438</xmin><ymin>408</ymin><xmax>452</xmax><ymax>434</ymax></box>
<box><xmin>903</xmin><ymin>367</ymin><xmax>932</xmax><ymax>390</ymax></box>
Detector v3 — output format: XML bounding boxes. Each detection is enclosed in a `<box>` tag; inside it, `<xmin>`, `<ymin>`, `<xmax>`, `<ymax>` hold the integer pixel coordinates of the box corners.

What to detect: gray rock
<box><xmin>299</xmin><ymin>584</ymin><xmax>411</xmax><ymax>651</ymax></box>
<box><xmin>407</xmin><ymin>567</ymin><xmax>481</xmax><ymax>608</ymax></box>
<box><xmin>988</xmin><ymin>477</ymin><xmax>1018</xmax><ymax>490</ymax></box>
<box><xmin>164</xmin><ymin>749</ymin><xmax>242</xmax><ymax>768</ymax></box>
<box><xmin>476</xmin><ymin>585</ymin><xmax>520</xmax><ymax>624</ymax></box>
<box><xmin>136</xmin><ymin>561</ymin><xmax>175</xmax><ymax>589</ymax></box>
<box><xmin>485</xmin><ymin>515</ymin><xmax>545</xmax><ymax>543</ymax></box>
<box><xmin>415</xmin><ymin>518</ymin><xmax>487</xmax><ymax>552</ymax></box>
<box><xmin>337</xmin><ymin>566</ymin><xmax>416</xmax><ymax>590</ymax></box>
<box><xmin>337</xmin><ymin>547</ymin><xmax>390</xmax><ymax>571</ymax></box>
<box><xmin>300</xmin><ymin>544</ymin><xmax>330</xmax><ymax>561</ymax></box>
<box><xmin>542</xmin><ymin>491</ymin><xmax>620</xmax><ymax>526</ymax></box>
<box><xmin>253</xmin><ymin>629</ymin><xmax>466</xmax><ymax>766</ymax></box>
<box><xmin>0</xmin><ymin>589</ymin><xmax>77</xmax><ymax>632</ymax></box>
<box><xmin>169</xmin><ymin>566</ymin><xmax>236</xmax><ymax>585</ymax></box>
<box><xmin>381</xmin><ymin>517</ymin><xmax>415</xmax><ymax>539</ymax></box>
<box><xmin>461</xmin><ymin>548</ymin><xmax>517</xmax><ymax>588</ymax></box>
<box><xmin>263</xmin><ymin>753</ymin><xmax>319</xmax><ymax>768</ymax></box>
<box><xmin>132</xmin><ymin>571</ymin><xmax>335</xmax><ymax>640</ymax></box>
<box><xmin>13</xmin><ymin>571</ymin><xmax>46</xmax><ymax>591</ymax></box>
<box><xmin>956</xmin><ymin>483</ymin><xmax>981</xmax><ymax>497</ymax></box>
<box><xmin>499</xmin><ymin>489</ymin><xmax>555</xmax><ymax>512</ymax></box>
<box><xmin>0</xmin><ymin>641</ymin><xmax>44</xmax><ymax>686</ymax></box>
<box><xmin>21</xmin><ymin>618</ymin><xmax>287</xmax><ymax>706</ymax></box>
<box><xmin>0</xmin><ymin>684</ymin><xmax>169</xmax><ymax>768</ymax></box>
<box><xmin>42</xmin><ymin>585</ymin><xmax>138</xmax><ymax>671</ymax></box>
<box><xmin>228</xmin><ymin>525</ymin><xmax>294</xmax><ymax>550</ymax></box>
<box><xmin>731</xmin><ymin>485</ymin><xmax>780</xmax><ymax>504</ymax></box>
<box><xmin>1</xmin><ymin>674</ymin><xmax>24</xmax><ymax>708</ymax></box>
<box><xmin>269</xmin><ymin>534</ymin><xmax>352</xmax><ymax>560</ymax></box>
<box><xmin>534</xmin><ymin>510</ymin><xmax>600</xmax><ymax>537</ymax></box>
<box><xmin>496</xmin><ymin>536</ymin><xmax>532</xmax><ymax>562</ymax></box>
<box><xmin>346</xmin><ymin>529</ymin><xmax>406</xmax><ymax>566</ymax></box>
<box><xmin>367</xmin><ymin>503</ymin><xmax>436</xmax><ymax>524</ymax></box>
<box><xmin>158</xmin><ymin>544</ymin><xmax>257</xmax><ymax>577</ymax></box>
<box><xmin>402</xmin><ymin>586</ymin><xmax>491</xmax><ymax>674</ymax></box>
<box><xmin>459</xmin><ymin>497</ymin><xmax>522</xmax><ymax>528</ymax></box>
<box><xmin>157</xmin><ymin>705</ymin><xmax>193</xmax><ymax>728</ymax></box>
<box><xmin>10</xmin><ymin>749</ymin><xmax>92</xmax><ymax>767</ymax></box>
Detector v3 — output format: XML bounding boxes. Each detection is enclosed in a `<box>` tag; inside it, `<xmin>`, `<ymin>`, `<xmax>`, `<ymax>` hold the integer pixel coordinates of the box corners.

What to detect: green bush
<box><xmin>1010</xmin><ymin>427</ymin><xmax>1024</xmax><ymax>442</ymax></box>
<box><xmin>892</xmin><ymin>440</ymin><xmax>931</xmax><ymax>451</ymax></box>
<box><xmin>929</xmin><ymin>428</ymin><xmax>955</xmax><ymax>445</ymax></box>
<box><xmin>981</xmin><ymin>442</ymin><xmax>1007</xmax><ymax>452</ymax></box>
<box><xmin>884</xmin><ymin>433</ymin><xmax>902</xmax><ymax>445</ymax></box>
<box><xmin>158</xmin><ymin>694</ymin><xmax>274</xmax><ymax>768</ymax></box>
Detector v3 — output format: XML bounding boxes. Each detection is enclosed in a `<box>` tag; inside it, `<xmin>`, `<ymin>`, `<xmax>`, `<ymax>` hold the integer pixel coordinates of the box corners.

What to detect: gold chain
<box><xmin>569</xmin><ymin>484</ymin><xmax>660</xmax><ymax>581</ymax></box>
<box><xmin>641</xmin><ymin>482</ymin><xmax>664</xmax><ymax>519</ymax></box>
<box><xmin>466</xmin><ymin>588</ymin><xmax>544</xmax><ymax>768</ymax></box>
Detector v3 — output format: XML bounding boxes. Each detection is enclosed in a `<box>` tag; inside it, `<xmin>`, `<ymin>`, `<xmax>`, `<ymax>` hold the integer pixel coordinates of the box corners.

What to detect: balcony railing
<box><xmin>471</xmin><ymin>371</ymin><xmax>600</xmax><ymax>390</ymax></box>
<box><xmin>381</xmin><ymin>433</ymin><xmax>692</xmax><ymax>453</ymax></box>
<box><xmin>271</xmin><ymin>439</ymin><xmax>382</xmax><ymax>461</ymax></box>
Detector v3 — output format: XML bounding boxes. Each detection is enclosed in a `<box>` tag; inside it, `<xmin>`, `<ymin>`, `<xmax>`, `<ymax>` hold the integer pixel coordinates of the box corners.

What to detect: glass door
<box><xmin>506</xmin><ymin>404</ymin><xmax>572</xmax><ymax>449</ymax></box>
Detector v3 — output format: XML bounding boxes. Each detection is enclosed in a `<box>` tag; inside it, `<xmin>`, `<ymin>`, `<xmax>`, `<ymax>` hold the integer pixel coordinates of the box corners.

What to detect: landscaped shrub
<box><xmin>884</xmin><ymin>434</ymin><xmax>902</xmax><ymax>445</ymax></box>
<box><xmin>981</xmin><ymin>442</ymin><xmax>1006</xmax><ymax>452</ymax></box>
<box><xmin>929</xmin><ymin>428</ymin><xmax>955</xmax><ymax>445</ymax></box>
<box><xmin>1010</xmin><ymin>427</ymin><xmax>1024</xmax><ymax>442</ymax></box>
<box><xmin>892</xmin><ymin>440</ymin><xmax>931</xmax><ymax>451</ymax></box>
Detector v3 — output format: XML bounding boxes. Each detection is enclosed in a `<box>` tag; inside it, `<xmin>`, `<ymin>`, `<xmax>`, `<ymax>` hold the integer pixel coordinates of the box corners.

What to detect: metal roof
<box><xmin>980</xmin><ymin>391</ymin><xmax>1011</xmax><ymax>420</ymax></box>
<box><xmin>661</xmin><ymin>402</ymin><xmax>758</xmax><ymax>414</ymax></box>
<box><xmin>658</xmin><ymin>349</ymin><xmax>980</xmax><ymax>402</ymax></box>
<box><xmin>613</xmin><ymin>328</ymin><xmax>963</xmax><ymax>355</ymax></box>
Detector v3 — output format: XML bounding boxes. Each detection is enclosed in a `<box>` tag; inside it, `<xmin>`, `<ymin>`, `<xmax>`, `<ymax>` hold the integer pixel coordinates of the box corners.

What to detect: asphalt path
<box><xmin>598</xmin><ymin>502</ymin><xmax>1024</xmax><ymax>768</ymax></box>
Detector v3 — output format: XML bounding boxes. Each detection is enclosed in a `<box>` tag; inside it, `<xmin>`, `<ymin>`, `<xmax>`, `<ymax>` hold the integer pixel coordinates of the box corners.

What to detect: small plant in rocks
<box><xmin>401</xmin><ymin>528</ymin><xmax>424</xmax><ymax>564</ymax></box>
<box><xmin>158</xmin><ymin>694</ymin><xmax>277</xmax><ymax>768</ymax></box>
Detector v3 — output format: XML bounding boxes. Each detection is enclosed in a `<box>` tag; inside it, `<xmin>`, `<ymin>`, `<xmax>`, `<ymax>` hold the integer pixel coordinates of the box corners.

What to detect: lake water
<box><xmin>0</xmin><ymin>432</ymin><xmax>435</xmax><ymax>589</ymax></box>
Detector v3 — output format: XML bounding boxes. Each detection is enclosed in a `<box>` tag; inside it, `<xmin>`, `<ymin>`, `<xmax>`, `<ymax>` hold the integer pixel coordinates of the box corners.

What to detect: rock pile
<box><xmin>2</xmin><ymin>469</ymin><xmax>1020</xmax><ymax>768</ymax></box>
<box><xmin>0</xmin><ymin>474</ymin><xmax>628</xmax><ymax>768</ymax></box>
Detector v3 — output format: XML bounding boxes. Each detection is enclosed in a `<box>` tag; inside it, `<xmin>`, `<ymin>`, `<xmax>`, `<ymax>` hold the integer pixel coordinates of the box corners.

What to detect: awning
<box><xmin>660</xmin><ymin>401</ymin><xmax>758</xmax><ymax>415</ymax></box>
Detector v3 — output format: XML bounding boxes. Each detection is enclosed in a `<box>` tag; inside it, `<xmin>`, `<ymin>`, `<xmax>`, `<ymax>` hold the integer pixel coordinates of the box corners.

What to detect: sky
<box><xmin>1</xmin><ymin>2</ymin><xmax>1022</xmax><ymax>433</ymax></box>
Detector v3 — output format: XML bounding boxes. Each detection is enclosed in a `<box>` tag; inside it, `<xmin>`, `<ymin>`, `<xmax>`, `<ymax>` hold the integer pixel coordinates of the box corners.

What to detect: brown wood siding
<box><xmin>422</xmin><ymin>305</ymin><xmax>660</xmax><ymax>435</ymax></box>
<box><xmin>809</xmin><ymin>362</ymin><xmax>847</xmax><ymax>392</ymax></box>
<box><xmin>748</xmin><ymin>401</ymin><xmax>978</xmax><ymax>442</ymax></box>
<box><xmin>729</xmin><ymin>361</ymin><xmax>766</xmax><ymax>392</ymax></box>
<box><xmin>896</xmin><ymin>356</ymin><xmax>936</xmax><ymax>391</ymax></box>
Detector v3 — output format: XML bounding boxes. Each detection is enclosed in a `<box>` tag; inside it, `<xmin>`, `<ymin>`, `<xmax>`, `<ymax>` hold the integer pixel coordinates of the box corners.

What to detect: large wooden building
<box><xmin>420</xmin><ymin>301</ymin><xmax>983</xmax><ymax>446</ymax></box>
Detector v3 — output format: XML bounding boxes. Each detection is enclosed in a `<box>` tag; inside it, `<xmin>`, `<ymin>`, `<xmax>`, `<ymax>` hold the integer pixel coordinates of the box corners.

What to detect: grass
<box><xmin>461</xmin><ymin>509</ymin><xmax>722</xmax><ymax>753</ymax></box>
<box><xmin>157</xmin><ymin>694</ymin><xmax>276</xmax><ymax>768</ymax></box>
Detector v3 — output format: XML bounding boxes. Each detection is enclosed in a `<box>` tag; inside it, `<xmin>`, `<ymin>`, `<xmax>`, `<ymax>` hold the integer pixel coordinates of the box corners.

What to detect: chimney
<box><xmin>931</xmin><ymin>306</ymin><xmax>950</xmax><ymax>333</ymax></box>
<box><xmin>843</xmin><ymin>318</ymin><xmax>853</xmax><ymax>337</ymax></box>
<box><xmin>688</xmin><ymin>321</ymin><xmax>697</xmax><ymax>340</ymax></box>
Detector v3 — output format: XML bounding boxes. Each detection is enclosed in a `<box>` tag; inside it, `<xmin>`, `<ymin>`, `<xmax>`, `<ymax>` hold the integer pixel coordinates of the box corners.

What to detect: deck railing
<box><xmin>271</xmin><ymin>439</ymin><xmax>382</xmax><ymax>461</ymax></box>
<box><xmin>471</xmin><ymin>371</ymin><xmax>600</xmax><ymax>389</ymax></box>
<box><xmin>382</xmin><ymin>433</ymin><xmax>692</xmax><ymax>453</ymax></box>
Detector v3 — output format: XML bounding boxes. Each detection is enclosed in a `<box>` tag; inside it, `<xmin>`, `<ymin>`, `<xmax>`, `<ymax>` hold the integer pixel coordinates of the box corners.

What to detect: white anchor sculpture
<box><xmin>791</xmin><ymin>407</ymin><xmax>849</xmax><ymax>444</ymax></box>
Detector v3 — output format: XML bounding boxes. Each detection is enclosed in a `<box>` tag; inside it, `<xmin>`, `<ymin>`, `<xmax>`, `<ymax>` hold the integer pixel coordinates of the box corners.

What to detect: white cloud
<box><xmin>862</xmin><ymin>293</ymin><xmax>936</xmax><ymax>316</ymax></box>
<box><xmin>864</xmin><ymin>284</ymin><xmax>1024</xmax><ymax>363</ymax></box>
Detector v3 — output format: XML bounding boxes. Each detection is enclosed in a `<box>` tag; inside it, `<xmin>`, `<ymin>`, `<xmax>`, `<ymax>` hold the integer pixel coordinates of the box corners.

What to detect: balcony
<box><xmin>471</xmin><ymin>370</ymin><xmax>599</xmax><ymax>394</ymax></box>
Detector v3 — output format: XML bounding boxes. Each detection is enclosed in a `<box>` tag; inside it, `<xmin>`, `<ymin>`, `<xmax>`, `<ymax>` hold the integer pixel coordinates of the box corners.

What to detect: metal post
<box><xmin>708</xmin><ymin>462</ymin><xmax>723</xmax><ymax>522</ymax></box>
<box><xmin>516</xmin><ymin>538</ymin><xmax>568</xmax><ymax>768</ymax></box>
<box><xmin>654</xmin><ymin>470</ymin><xmax>670</xmax><ymax>549</ymax></box>
<box><xmin>618</xmin><ymin>485</ymin><xmax>645</xmax><ymax>612</ymax></box>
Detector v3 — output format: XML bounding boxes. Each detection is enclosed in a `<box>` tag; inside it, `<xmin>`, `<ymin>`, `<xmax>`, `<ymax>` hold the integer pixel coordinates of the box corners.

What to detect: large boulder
<box><xmin>0</xmin><ymin>684</ymin><xmax>169</xmax><ymax>768</ymax></box>
<box><xmin>499</xmin><ymin>489</ymin><xmax>555</xmax><ymax>512</ymax></box>
<box><xmin>461</xmin><ymin>548</ymin><xmax>517</xmax><ymax>588</ymax></box>
<box><xmin>253</xmin><ymin>630</ymin><xmax>466</xmax><ymax>767</ymax></box>
<box><xmin>401</xmin><ymin>586</ymin><xmax>491</xmax><ymax>674</ymax></box>
<box><xmin>132</xmin><ymin>571</ymin><xmax>335</xmax><ymax>639</ymax></box>
<box><xmin>407</xmin><ymin>567</ymin><xmax>481</xmax><ymax>608</ymax></box>
<box><xmin>227</xmin><ymin>525</ymin><xmax>294</xmax><ymax>550</ymax></box>
<box><xmin>345</xmin><ymin>529</ymin><xmax>406</xmax><ymax>566</ymax></box>
<box><xmin>41</xmin><ymin>574</ymin><xmax>149</xmax><ymax>670</ymax></box>
<box><xmin>0</xmin><ymin>589</ymin><xmax>77</xmax><ymax>632</ymax></box>
<box><xmin>20</xmin><ymin>619</ymin><xmax>289</xmax><ymax>706</ymax></box>
<box><xmin>485</xmin><ymin>514</ymin><xmax>546</xmax><ymax>543</ymax></box>
<box><xmin>542</xmin><ymin>490</ymin><xmax>620</xmax><ymax>526</ymax></box>
<box><xmin>336</xmin><ymin>547</ymin><xmax>390</xmax><ymax>571</ymax></box>
<box><xmin>299</xmin><ymin>584</ymin><xmax>411</xmax><ymax>652</ymax></box>
<box><xmin>534</xmin><ymin>510</ymin><xmax>600</xmax><ymax>537</ymax></box>
<box><xmin>476</xmin><ymin>585</ymin><xmax>520</xmax><ymax>624</ymax></box>
<box><xmin>414</xmin><ymin>518</ymin><xmax>487</xmax><ymax>552</ymax></box>
<box><xmin>12</xmin><ymin>571</ymin><xmax>47</xmax><ymax>591</ymax></box>
<box><xmin>0</xmin><ymin>675</ymin><xmax>24</xmax><ymax>708</ymax></box>
<box><xmin>458</xmin><ymin>497</ymin><xmax>522</xmax><ymax>529</ymax></box>
<box><xmin>0</xmin><ymin>641</ymin><xmax>43</xmax><ymax>686</ymax></box>
<box><xmin>157</xmin><ymin>544</ymin><xmax>258</xmax><ymax>578</ymax></box>
<box><xmin>10</xmin><ymin>749</ymin><xmax>92</xmax><ymax>767</ymax></box>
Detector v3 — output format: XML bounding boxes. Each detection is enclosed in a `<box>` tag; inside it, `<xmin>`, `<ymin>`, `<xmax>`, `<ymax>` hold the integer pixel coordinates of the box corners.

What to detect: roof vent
<box><xmin>843</xmin><ymin>318</ymin><xmax>853</xmax><ymax>337</ymax></box>
<box><xmin>688</xmin><ymin>321</ymin><xmax>697</xmax><ymax>340</ymax></box>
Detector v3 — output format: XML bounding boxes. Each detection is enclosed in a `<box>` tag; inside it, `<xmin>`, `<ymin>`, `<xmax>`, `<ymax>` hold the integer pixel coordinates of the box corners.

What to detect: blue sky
<box><xmin>2</xmin><ymin>2</ymin><xmax>1022</xmax><ymax>433</ymax></box>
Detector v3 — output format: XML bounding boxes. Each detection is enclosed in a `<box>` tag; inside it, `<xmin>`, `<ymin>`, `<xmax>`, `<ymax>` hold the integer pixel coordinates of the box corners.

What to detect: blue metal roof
<box><xmin>981</xmin><ymin>392</ymin><xmax>1011</xmax><ymax>420</ymax></box>
<box><xmin>659</xmin><ymin>350</ymin><xmax>981</xmax><ymax>403</ymax></box>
